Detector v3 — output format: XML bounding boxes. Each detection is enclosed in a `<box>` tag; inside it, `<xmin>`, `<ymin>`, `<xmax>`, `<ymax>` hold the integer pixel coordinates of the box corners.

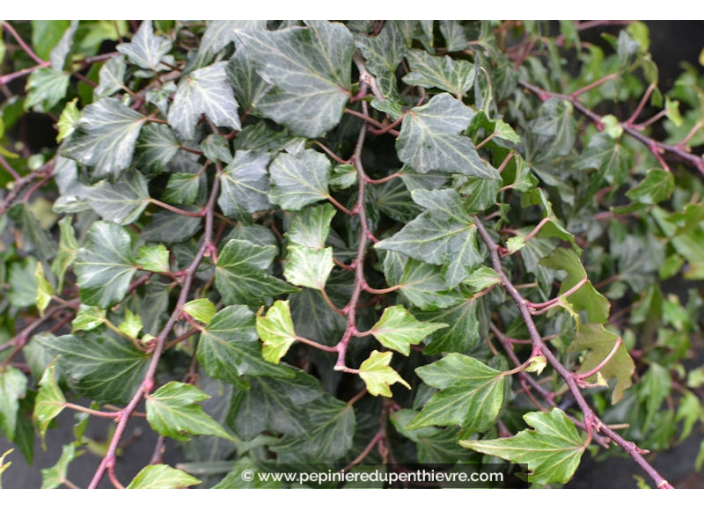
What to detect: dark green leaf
<box><xmin>355</xmin><ymin>23</ymin><xmax>407</xmax><ymax>103</ymax></box>
<box><xmin>8</xmin><ymin>203</ymin><xmax>57</xmax><ymax>263</ymax></box>
<box><xmin>41</xmin><ymin>444</ymin><xmax>78</xmax><ymax>489</ymax></box>
<box><xmin>146</xmin><ymin>382</ymin><xmax>234</xmax><ymax>442</ymax></box>
<box><xmin>196</xmin><ymin>20</ymin><xmax>266</xmax><ymax>67</ymax></box>
<box><xmin>94</xmin><ymin>56</ymin><xmax>126</xmax><ymax>99</ymax></box>
<box><xmin>127</xmin><ymin>464</ymin><xmax>201</xmax><ymax>489</ymax></box>
<box><xmin>403</xmin><ymin>49</ymin><xmax>475</xmax><ymax>97</ymax></box>
<box><xmin>74</xmin><ymin>221</ymin><xmax>137</xmax><ymax>308</ymax></box>
<box><xmin>239</xmin><ymin>20</ymin><xmax>354</xmax><ymax>138</ymax></box>
<box><xmin>49</xmin><ymin>21</ymin><xmax>77</xmax><ymax>71</ymax></box>
<box><xmin>409</xmin><ymin>354</ymin><xmax>505</xmax><ymax>434</ymax></box>
<box><xmin>397</xmin><ymin>94</ymin><xmax>498</xmax><ymax>179</ymax></box>
<box><xmin>416</xmin><ymin>296</ymin><xmax>481</xmax><ymax>354</ymax></box>
<box><xmin>460</xmin><ymin>408</ymin><xmax>586</xmax><ymax>485</ymax></box>
<box><xmin>626</xmin><ymin>169</ymin><xmax>675</xmax><ymax>204</ymax></box>
<box><xmin>87</xmin><ymin>170</ymin><xmax>149</xmax><ymax>225</ymax></box>
<box><xmin>168</xmin><ymin>62</ymin><xmax>241</xmax><ymax>140</ymax></box>
<box><xmin>117</xmin><ymin>21</ymin><xmax>172</xmax><ymax>71</ymax></box>
<box><xmin>34</xmin><ymin>332</ymin><xmax>149</xmax><ymax>404</ymax></box>
<box><xmin>31</xmin><ymin>21</ymin><xmax>70</xmax><ymax>61</ymax></box>
<box><xmin>218</xmin><ymin>150</ymin><xmax>272</xmax><ymax>217</ymax></box>
<box><xmin>163</xmin><ymin>173</ymin><xmax>202</xmax><ymax>205</ymax></box>
<box><xmin>200</xmin><ymin>134</ymin><xmax>232</xmax><ymax>164</ymax></box>
<box><xmin>61</xmin><ymin>98</ymin><xmax>147</xmax><ymax>179</ymax></box>
<box><xmin>24</xmin><ymin>68</ymin><xmax>69</xmax><ymax>112</ymax></box>
<box><xmin>141</xmin><ymin>209</ymin><xmax>201</xmax><ymax>243</ymax></box>
<box><xmin>134</xmin><ymin>123</ymin><xmax>180</xmax><ymax>173</ymax></box>
<box><xmin>391</xmin><ymin>409</ymin><xmax>474</xmax><ymax>464</ymax></box>
<box><xmin>396</xmin><ymin>259</ymin><xmax>462</xmax><ymax>311</ymax></box>
<box><xmin>198</xmin><ymin>305</ymin><xmax>293</xmax><ymax>382</ymax></box>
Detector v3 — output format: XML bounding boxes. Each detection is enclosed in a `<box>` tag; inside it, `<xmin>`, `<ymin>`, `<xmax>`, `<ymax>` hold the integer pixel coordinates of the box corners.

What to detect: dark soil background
<box><xmin>1</xmin><ymin>20</ymin><xmax>703</xmax><ymax>489</ymax></box>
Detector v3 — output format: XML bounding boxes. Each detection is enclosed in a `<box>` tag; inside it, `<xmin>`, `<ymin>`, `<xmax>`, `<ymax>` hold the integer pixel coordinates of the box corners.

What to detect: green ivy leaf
<box><xmin>256</xmin><ymin>301</ymin><xmax>298</xmax><ymax>364</ymax></box>
<box><xmin>460</xmin><ymin>408</ymin><xmax>586</xmax><ymax>485</ymax></box>
<box><xmin>71</xmin><ymin>304</ymin><xmax>106</xmax><ymax>332</ymax></box>
<box><xmin>94</xmin><ymin>56</ymin><xmax>126</xmax><ymax>99</ymax></box>
<box><xmin>369</xmin><ymin>305</ymin><xmax>447</xmax><ymax>356</ymax></box>
<box><xmin>141</xmin><ymin>209</ymin><xmax>201</xmax><ymax>244</ymax></box>
<box><xmin>133</xmin><ymin>123</ymin><xmax>180</xmax><ymax>173</ymax></box>
<box><xmin>391</xmin><ymin>409</ymin><xmax>474</xmax><ymax>464</ymax></box>
<box><xmin>408</xmin><ymin>354</ymin><xmax>505</xmax><ymax>434</ymax></box>
<box><xmin>41</xmin><ymin>444</ymin><xmax>79</xmax><ymax>489</ymax></box>
<box><xmin>74</xmin><ymin>221</ymin><xmax>137</xmax><ymax>308</ymax></box>
<box><xmin>146</xmin><ymin>382</ymin><xmax>234</xmax><ymax>442</ymax></box>
<box><xmin>200</xmin><ymin>134</ymin><xmax>232</xmax><ymax>164</ymax></box>
<box><xmin>416</xmin><ymin>296</ymin><xmax>481</xmax><ymax>354</ymax></box>
<box><xmin>626</xmin><ymin>169</ymin><xmax>675</xmax><ymax>204</ymax></box>
<box><xmin>49</xmin><ymin>20</ymin><xmax>77</xmax><ymax>71</ymax></box>
<box><xmin>228</xmin><ymin>370</ymin><xmax>322</xmax><ymax>440</ymax></box>
<box><xmin>198</xmin><ymin>306</ymin><xmax>294</xmax><ymax>382</ymax></box>
<box><xmin>567</xmin><ymin>324</ymin><xmax>635</xmax><ymax>403</ymax></box>
<box><xmin>34</xmin><ymin>360</ymin><xmax>65</xmax><ymax>448</ymax></box>
<box><xmin>0</xmin><ymin>367</ymin><xmax>27</xmax><ymax>442</ymax></box>
<box><xmin>196</xmin><ymin>20</ymin><xmax>266</xmax><ymax>67</ymax></box>
<box><xmin>397</xmin><ymin>94</ymin><xmax>498</xmax><ymax>179</ymax></box>
<box><xmin>61</xmin><ymin>98</ymin><xmax>147</xmax><ymax>179</ymax></box>
<box><xmin>168</xmin><ymin>62</ymin><xmax>241</xmax><ymax>140</ymax></box>
<box><xmin>403</xmin><ymin>49</ymin><xmax>475</xmax><ymax>97</ymax></box>
<box><xmin>395</xmin><ymin>259</ymin><xmax>461</xmax><ymax>311</ymax></box>
<box><xmin>31</xmin><ymin>20</ymin><xmax>70</xmax><ymax>61</ymax></box>
<box><xmin>8</xmin><ymin>203</ymin><xmax>57</xmax><ymax>263</ymax></box>
<box><xmin>183</xmin><ymin>299</ymin><xmax>216</xmax><ymax>324</ymax></box>
<box><xmin>127</xmin><ymin>464</ymin><xmax>201</xmax><ymax>489</ymax></box>
<box><xmin>284</xmin><ymin>246</ymin><xmax>334</xmax><ymax>291</ymax></box>
<box><xmin>56</xmin><ymin>98</ymin><xmax>80</xmax><ymax>142</ymax></box>
<box><xmin>135</xmin><ymin>244</ymin><xmax>170</xmax><ymax>273</ymax></box>
<box><xmin>35</xmin><ymin>332</ymin><xmax>149</xmax><ymax>405</ymax></box>
<box><xmin>358</xmin><ymin>350</ymin><xmax>411</xmax><ymax>398</ymax></box>
<box><xmin>531</xmin><ymin>98</ymin><xmax>575</xmax><ymax>158</ymax></box>
<box><xmin>287</xmin><ymin>203</ymin><xmax>336</xmax><ymax>250</ymax></box>
<box><xmin>34</xmin><ymin>262</ymin><xmax>53</xmax><ymax>317</ymax></box>
<box><xmin>24</xmin><ymin>68</ymin><xmax>69</xmax><ymax>112</ymax></box>
<box><xmin>215</xmin><ymin>239</ymin><xmax>297</xmax><ymax>306</ymax></box>
<box><xmin>87</xmin><ymin>170</ymin><xmax>149</xmax><ymax>225</ymax></box>
<box><xmin>269</xmin><ymin>150</ymin><xmax>331</xmax><ymax>211</ymax></box>
<box><xmin>118</xmin><ymin>308</ymin><xmax>143</xmax><ymax>338</ymax></box>
<box><xmin>376</xmin><ymin>189</ymin><xmax>483</xmax><ymax>287</ymax></box>
<box><xmin>238</xmin><ymin>20</ymin><xmax>353</xmax><ymax>138</ymax></box>
<box><xmin>163</xmin><ymin>173</ymin><xmax>202</xmax><ymax>205</ymax></box>
<box><xmin>218</xmin><ymin>150</ymin><xmax>272</xmax><ymax>217</ymax></box>
<box><xmin>355</xmin><ymin>22</ymin><xmax>407</xmax><ymax>103</ymax></box>
<box><xmin>117</xmin><ymin>20</ymin><xmax>172</xmax><ymax>71</ymax></box>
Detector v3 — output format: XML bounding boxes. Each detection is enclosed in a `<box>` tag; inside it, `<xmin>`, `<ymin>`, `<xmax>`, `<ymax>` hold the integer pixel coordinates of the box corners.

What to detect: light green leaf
<box><xmin>49</xmin><ymin>20</ymin><xmax>77</xmax><ymax>71</ymax></box>
<box><xmin>0</xmin><ymin>367</ymin><xmax>27</xmax><ymax>442</ymax></box>
<box><xmin>94</xmin><ymin>56</ymin><xmax>126</xmax><ymax>98</ymax></box>
<box><xmin>118</xmin><ymin>308</ymin><xmax>143</xmax><ymax>338</ymax></box>
<box><xmin>626</xmin><ymin>169</ymin><xmax>675</xmax><ymax>204</ymax></box>
<box><xmin>269</xmin><ymin>149</ymin><xmax>331</xmax><ymax>211</ymax></box>
<box><xmin>41</xmin><ymin>444</ymin><xmax>78</xmax><ymax>489</ymax></box>
<box><xmin>284</xmin><ymin>245</ymin><xmax>334</xmax><ymax>291</ymax></box>
<box><xmin>397</xmin><ymin>94</ymin><xmax>497</xmax><ymax>179</ymax></box>
<box><xmin>34</xmin><ymin>360</ymin><xmax>66</xmax><ymax>447</ymax></box>
<box><xmin>0</xmin><ymin>449</ymin><xmax>12</xmax><ymax>489</ymax></box>
<box><xmin>61</xmin><ymin>98</ymin><xmax>147</xmax><ymax>179</ymax></box>
<box><xmin>135</xmin><ymin>244</ymin><xmax>170</xmax><ymax>273</ymax></box>
<box><xmin>35</xmin><ymin>331</ymin><xmax>149</xmax><ymax>404</ymax></box>
<box><xmin>287</xmin><ymin>203</ymin><xmax>336</xmax><ymax>250</ymax></box>
<box><xmin>238</xmin><ymin>20</ymin><xmax>353</xmax><ymax>138</ymax></box>
<box><xmin>369</xmin><ymin>305</ymin><xmax>447</xmax><ymax>356</ymax></box>
<box><xmin>200</xmin><ymin>134</ymin><xmax>232</xmax><ymax>164</ymax></box>
<box><xmin>168</xmin><ymin>61</ymin><xmax>240</xmax><ymax>140</ymax></box>
<box><xmin>215</xmin><ymin>239</ymin><xmax>297</xmax><ymax>306</ymax></box>
<box><xmin>74</xmin><ymin>221</ymin><xmax>137</xmax><ymax>308</ymax></box>
<box><xmin>7</xmin><ymin>258</ymin><xmax>38</xmax><ymax>308</ymax></box>
<box><xmin>358</xmin><ymin>350</ymin><xmax>411</xmax><ymax>398</ymax></box>
<box><xmin>218</xmin><ymin>150</ymin><xmax>272</xmax><ymax>217</ymax></box>
<box><xmin>31</xmin><ymin>20</ymin><xmax>70</xmax><ymax>61</ymax></box>
<box><xmin>56</xmin><ymin>98</ymin><xmax>80</xmax><ymax>142</ymax></box>
<box><xmin>133</xmin><ymin>123</ymin><xmax>180</xmax><ymax>173</ymax></box>
<box><xmin>460</xmin><ymin>408</ymin><xmax>586</xmax><ymax>485</ymax></box>
<box><xmin>146</xmin><ymin>382</ymin><xmax>234</xmax><ymax>442</ymax></box>
<box><xmin>408</xmin><ymin>353</ymin><xmax>505</xmax><ymax>434</ymax></box>
<box><xmin>25</xmin><ymin>67</ymin><xmax>69</xmax><ymax>112</ymax></box>
<box><xmin>257</xmin><ymin>301</ymin><xmax>297</xmax><ymax>364</ymax></box>
<box><xmin>183</xmin><ymin>299</ymin><xmax>216</xmax><ymax>324</ymax></box>
<box><xmin>34</xmin><ymin>262</ymin><xmax>53</xmax><ymax>317</ymax></box>
<box><xmin>403</xmin><ymin>49</ymin><xmax>475</xmax><ymax>97</ymax></box>
<box><xmin>117</xmin><ymin>21</ymin><xmax>172</xmax><ymax>71</ymax></box>
<box><xmin>568</xmin><ymin>324</ymin><xmax>634</xmax><ymax>403</ymax></box>
<box><xmin>464</xmin><ymin>265</ymin><xmax>500</xmax><ymax>291</ymax></box>
<box><xmin>198</xmin><ymin>306</ymin><xmax>294</xmax><ymax>382</ymax></box>
<box><xmin>72</xmin><ymin>304</ymin><xmax>106</xmax><ymax>332</ymax></box>
<box><xmin>87</xmin><ymin>170</ymin><xmax>149</xmax><ymax>225</ymax></box>
<box><xmin>127</xmin><ymin>464</ymin><xmax>201</xmax><ymax>489</ymax></box>
<box><xmin>639</xmin><ymin>363</ymin><xmax>672</xmax><ymax>430</ymax></box>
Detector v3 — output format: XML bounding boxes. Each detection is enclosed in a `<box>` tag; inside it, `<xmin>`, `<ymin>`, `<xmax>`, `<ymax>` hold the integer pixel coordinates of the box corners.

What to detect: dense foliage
<box><xmin>1</xmin><ymin>20</ymin><xmax>703</xmax><ymax>489</ymax></box>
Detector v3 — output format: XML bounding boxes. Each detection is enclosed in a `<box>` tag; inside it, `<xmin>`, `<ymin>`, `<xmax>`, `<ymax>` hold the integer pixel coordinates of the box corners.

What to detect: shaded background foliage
<box><xmin>0</xmin><ymin>20</ymin><xmax>703</xmax><ymax>489</ymax></box>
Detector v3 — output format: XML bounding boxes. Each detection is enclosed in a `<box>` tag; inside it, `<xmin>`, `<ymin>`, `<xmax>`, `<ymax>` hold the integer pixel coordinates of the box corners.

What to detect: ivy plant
<box><xmin>1</xmin><ymin>20</ymin><xmax>703</xmax><ymax>489</ymax></box>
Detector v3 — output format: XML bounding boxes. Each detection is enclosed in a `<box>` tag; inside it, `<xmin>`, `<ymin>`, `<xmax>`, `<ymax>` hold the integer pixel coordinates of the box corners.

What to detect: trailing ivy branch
<box><xmin>1</xmin><ymin>20</ymin><xmax>704</xmax><ymax>489</ymax></box>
